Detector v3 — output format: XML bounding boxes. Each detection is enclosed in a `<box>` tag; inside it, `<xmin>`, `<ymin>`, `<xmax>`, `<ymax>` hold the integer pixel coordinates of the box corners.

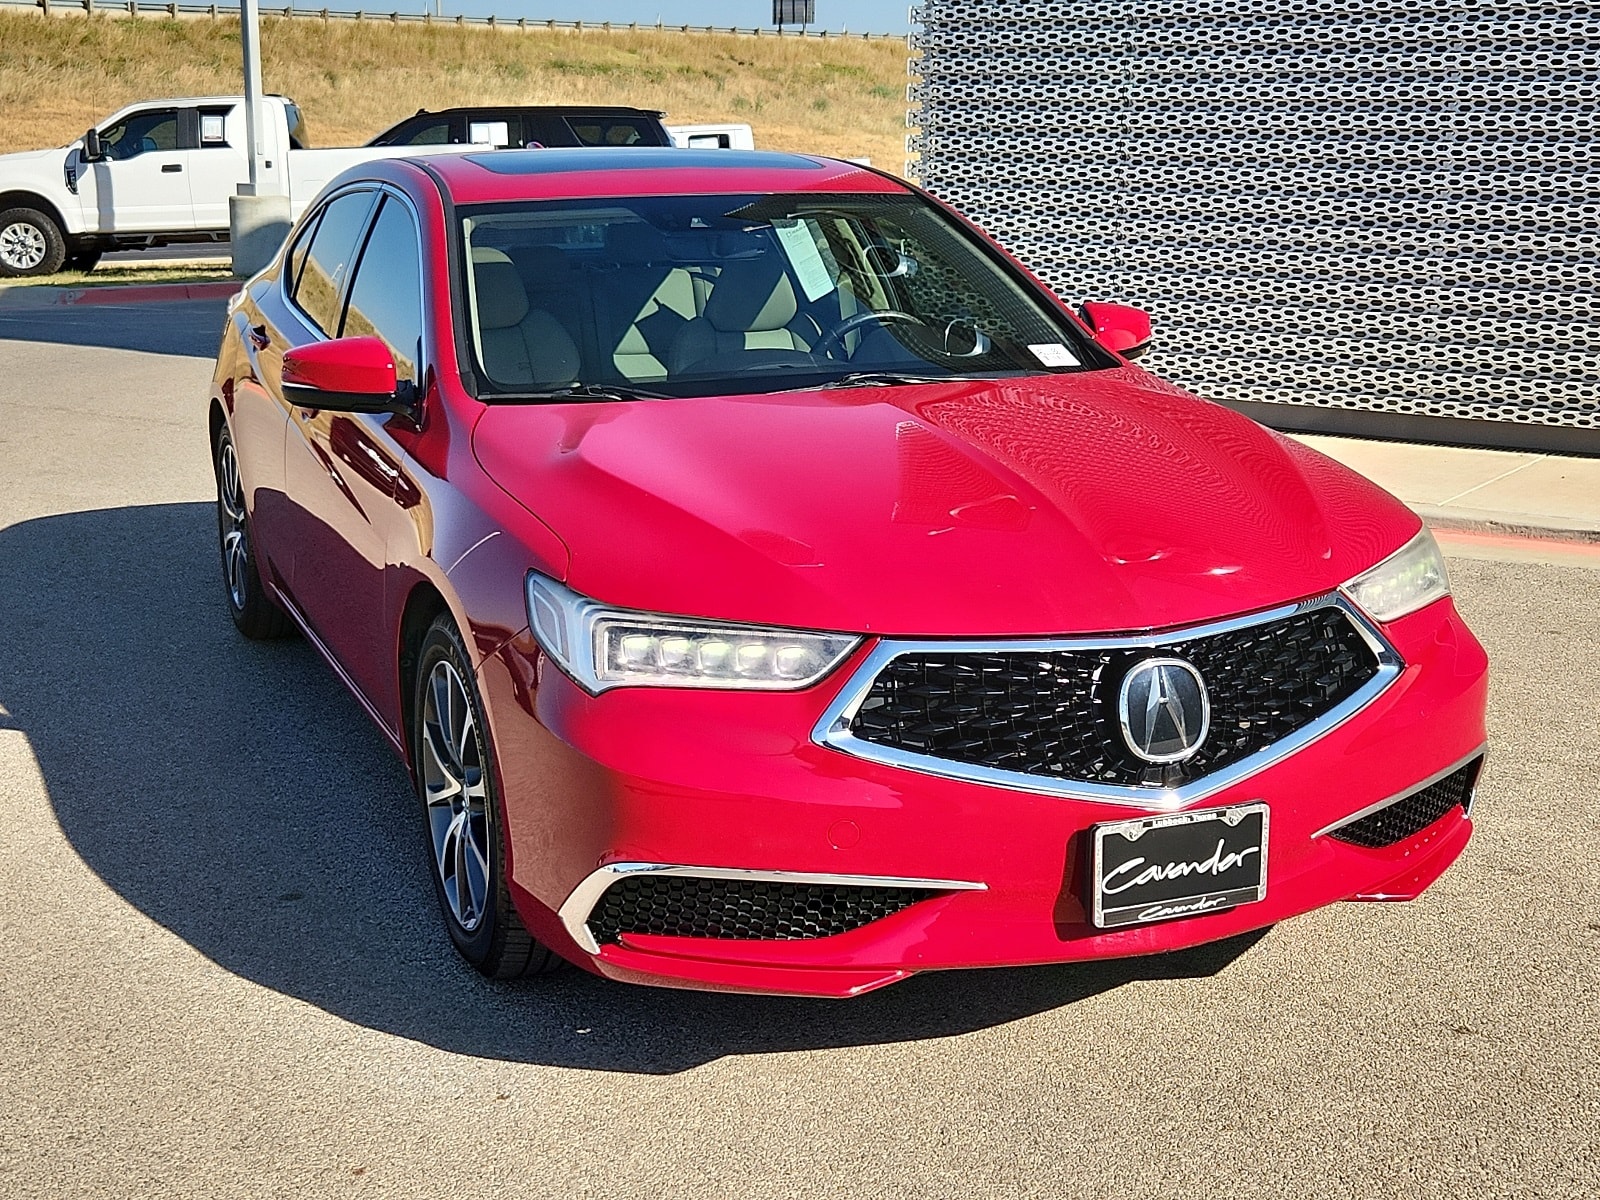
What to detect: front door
<box><xmin>286</xmin><ymin>195</ymin><xmax>425</xmax><ymax>723</ymax></box>
<box><xmin>76</xmin><ymin>107</ymin><xmax>193</xmax><ymax>233</ymax></box>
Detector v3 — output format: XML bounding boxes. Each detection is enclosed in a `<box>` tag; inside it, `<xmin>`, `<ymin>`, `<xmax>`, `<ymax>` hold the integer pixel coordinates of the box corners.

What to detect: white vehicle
<box><xmin>666</xmin><ymin>123</ymin><xmax>756</xmax><ymax>151</ymax></box>
<box><xmin>0</xmin><ymin>95</ymin><xmax>451</xmax><ymax>277</ymax></box>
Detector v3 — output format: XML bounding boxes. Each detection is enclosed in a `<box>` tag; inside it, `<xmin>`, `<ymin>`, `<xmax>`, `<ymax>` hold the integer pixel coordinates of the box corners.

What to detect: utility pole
<box><xmin>229</xmin><ymin>0</ymin><xmax>292</xmax><ymax>275</ymax></box>
<box><xmin>240</xmin><ymin>0</ymin><xmax>265</xmax><ymax>194</ymax></box>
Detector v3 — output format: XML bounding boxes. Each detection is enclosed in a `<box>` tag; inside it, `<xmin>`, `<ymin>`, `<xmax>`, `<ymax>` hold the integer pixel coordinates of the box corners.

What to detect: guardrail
<box><xmin>3</xmin><ymin>0</ymin><xmax>901</xmax><ymax>39</ymax></box>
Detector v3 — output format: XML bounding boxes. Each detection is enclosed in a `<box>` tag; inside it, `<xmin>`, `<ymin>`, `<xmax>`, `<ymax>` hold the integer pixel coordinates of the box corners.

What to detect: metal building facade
<box><xmin>908</xmin><ymin>1</ymin><xmax>1598</xmax><ymax>453</ymax></box>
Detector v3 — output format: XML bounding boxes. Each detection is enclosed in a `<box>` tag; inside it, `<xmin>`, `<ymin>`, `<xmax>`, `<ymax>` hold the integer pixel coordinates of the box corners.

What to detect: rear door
<box><xmin>185</xmin><ymin>104</ymin><xmax>249</xmax><ymax>230</ymax></box>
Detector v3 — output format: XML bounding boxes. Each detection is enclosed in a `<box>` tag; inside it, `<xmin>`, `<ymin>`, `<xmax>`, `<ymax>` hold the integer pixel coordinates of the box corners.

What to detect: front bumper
<box><xmin>476</xmin><ymin>596</ymin><xmax>1489</xmax><ymax>998</ymax></box>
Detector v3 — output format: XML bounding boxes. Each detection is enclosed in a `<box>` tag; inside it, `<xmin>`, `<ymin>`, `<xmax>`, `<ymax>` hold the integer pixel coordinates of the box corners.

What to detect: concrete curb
<box><xmin>1417</xmin><ymin>505</ymin><xmax>1600</xmax><ymax>545</ymax></box>
<box><xmin>58</xmin><ymin>281</ymin><xmax>241</xmax><ymax>305</ymax></box>
<box><xmin>0</xmin><ymin>281</ymin><xmax>238</xmax><ymax>309</ymax></box>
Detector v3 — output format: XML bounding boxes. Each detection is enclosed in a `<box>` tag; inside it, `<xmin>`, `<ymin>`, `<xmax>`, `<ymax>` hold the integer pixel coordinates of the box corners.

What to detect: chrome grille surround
<box><xmin>811</xmin><ymin>593</ymin><xmax>1402</xmax><ymax>813</ymax></box>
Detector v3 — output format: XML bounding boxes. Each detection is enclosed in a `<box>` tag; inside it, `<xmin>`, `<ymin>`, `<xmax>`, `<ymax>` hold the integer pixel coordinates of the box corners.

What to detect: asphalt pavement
<box><xmin>0</xmin><ymin>301</ymin><xmax>1596</xmax><ymax>1199</ymax></box>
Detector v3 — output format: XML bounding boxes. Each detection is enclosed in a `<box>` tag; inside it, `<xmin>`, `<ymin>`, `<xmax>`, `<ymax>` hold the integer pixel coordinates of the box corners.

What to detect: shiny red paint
<box><xmin>281</xmin><ymin>335</ymin><xmax>399</xmax><ymax>400</ymax></box>
<box><xmin>1079</xmin><ymin>300</ymin><xmax>1154</xmax><ymax>357</ymax></box>
<box><xmin>210</xmin><ymin>150</ymin><xmax>1489</xmax><ymax>998</ymax></box>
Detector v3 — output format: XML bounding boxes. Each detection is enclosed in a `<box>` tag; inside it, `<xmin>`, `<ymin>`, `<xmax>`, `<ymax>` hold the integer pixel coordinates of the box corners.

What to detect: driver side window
<box><xmin>99</xmin><ymin>110</ymin><xmax>181</xmax><ymax>161</ymax></box>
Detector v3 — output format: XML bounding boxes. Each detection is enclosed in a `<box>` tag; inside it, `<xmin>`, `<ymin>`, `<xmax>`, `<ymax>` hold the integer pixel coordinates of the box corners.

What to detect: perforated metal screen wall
<box><xmin>907</xmin><ymin>1</ymin><xmax>1599</xmax><ymax>446</ymax></box>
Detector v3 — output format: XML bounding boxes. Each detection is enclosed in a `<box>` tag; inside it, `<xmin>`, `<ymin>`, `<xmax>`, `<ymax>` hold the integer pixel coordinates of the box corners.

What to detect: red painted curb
<box><xmin>58</xmin><ymin>281</ymin><xmax>241</xmax><ymax>305</ymax></box>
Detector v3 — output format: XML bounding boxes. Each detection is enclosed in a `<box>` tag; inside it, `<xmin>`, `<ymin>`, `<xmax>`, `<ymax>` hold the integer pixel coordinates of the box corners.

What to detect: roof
<box><xmin>417</xmin><ymin>148</ymin><xmax>909</xmax><ymax>203</ymax></box>
<box><xmin>401</xmin><ymin>105</ymin><xmax>666</xmax><ymax>118</ymax></box>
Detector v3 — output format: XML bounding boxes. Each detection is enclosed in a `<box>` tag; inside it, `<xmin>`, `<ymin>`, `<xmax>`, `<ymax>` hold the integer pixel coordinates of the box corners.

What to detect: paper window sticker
<box><xmin>773</xmin><ymin>219</ymin><xmax>838</xmax><ymax>302</ymax></box>
<box><xmin>1029</xmin><ymin>343</ymin><xmax>1081</xmax><ymax>368</ymax></box>
<box><xmin>470</xmin><ymin>121</ymin><xmax>510</xmax><ymax>147</ymax></box>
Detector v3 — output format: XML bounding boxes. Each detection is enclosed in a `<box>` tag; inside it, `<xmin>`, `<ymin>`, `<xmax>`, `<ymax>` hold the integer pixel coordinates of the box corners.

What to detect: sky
<box><xmin>415</xmin><ymin>1</ymin><xmax>910</xmax><ymax>33</ymax></box>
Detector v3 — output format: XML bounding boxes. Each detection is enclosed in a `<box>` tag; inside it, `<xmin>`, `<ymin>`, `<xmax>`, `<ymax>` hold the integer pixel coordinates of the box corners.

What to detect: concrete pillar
<box><xmin>229</xmin><ymin>193</ymin><xmax>291</xmax><ymax>278</ymax></box>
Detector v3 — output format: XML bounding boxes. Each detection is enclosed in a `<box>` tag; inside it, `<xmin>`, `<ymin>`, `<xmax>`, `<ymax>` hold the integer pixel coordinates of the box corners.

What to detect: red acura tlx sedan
<box><xmin>209</xmin><ymin>149</ymin><xmax>1488</xmax><ymax>997</ymax></box>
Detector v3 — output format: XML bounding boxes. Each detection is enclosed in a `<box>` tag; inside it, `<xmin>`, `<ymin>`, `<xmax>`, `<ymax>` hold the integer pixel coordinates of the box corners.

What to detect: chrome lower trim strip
<box><xmin>809</xmin><ymin>593</ymin><xmax>1404</xmax><ymax>814</ymax></box>
<box><xmin>557</xmin><ymin>863</ymin><xmax>987</xmax><ymax>955</ymax></box>
<box><xmin>1312</xmin><ymin>744</ymin><xmax>1487</xmax><ymax>840</ymax></box>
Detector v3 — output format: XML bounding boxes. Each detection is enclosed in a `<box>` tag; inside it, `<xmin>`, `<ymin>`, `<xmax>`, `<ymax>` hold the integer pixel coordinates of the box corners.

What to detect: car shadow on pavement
<box><xmin>2</xmin><ymin>502</ymin><xmax>1268</xmax><ymax>1075</ymax></box>
<box><xmin>0</xmin><ymin>296</ymin><xmax>228</xmax><ymax>359</ymax></box>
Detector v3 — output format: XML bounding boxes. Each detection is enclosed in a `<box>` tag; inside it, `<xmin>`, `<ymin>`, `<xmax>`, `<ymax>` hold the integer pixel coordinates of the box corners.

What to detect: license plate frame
<box><xmin>1089</xmin><ymin>802</ymin><xmax>1270</xmax><ymax>929</ymax></box>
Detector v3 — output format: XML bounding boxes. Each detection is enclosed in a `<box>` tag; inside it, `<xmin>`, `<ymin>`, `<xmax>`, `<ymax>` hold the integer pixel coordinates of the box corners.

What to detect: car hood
<box><xmin>472</xmin><ymin>368</ymin><xmax>1419</xmax><ymax>637</ymax></box>
<box><xmin>0</xmin><ymin>146</ymin><xmax>69</xmax><ymax>169</ymax></box>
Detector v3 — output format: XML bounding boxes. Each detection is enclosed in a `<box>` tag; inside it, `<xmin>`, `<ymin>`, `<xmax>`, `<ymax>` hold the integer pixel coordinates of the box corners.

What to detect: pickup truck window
<box><xmin>285</xmin><ymin>102</ymin><xmax>309</xmax><ymax>150</ymax></box>
<box><xmin>292</xmin><ymin>189</ymin><xmax>377</xmax><ymax>337</ymax></box>
<box><xmin>100</xmin><ymin>109</ymin><xmax>180</xmax><ymax>160</ymax></box>
<box><xmin>198</xmin><ymin>108</ymin><xmax>233</xmax><ymax>148</ymax></box>
<box><xmin>341</xmin><ymin>196</ymin><xmax>423</xmax><ymax>388</ymax></box>
<box><xmin>391</xmin><ymin>117</ymin><xmax>453</xmax><ymax>146</ymax></box>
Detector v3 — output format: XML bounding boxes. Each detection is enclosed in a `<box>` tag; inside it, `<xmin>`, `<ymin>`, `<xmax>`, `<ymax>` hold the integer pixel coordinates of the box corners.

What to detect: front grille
<box><xmin>587</xmin><ymin>876</ymin><xmax>937</xmax><ymax>945</ymax></box>
<box><xmin>849</xmin><ymin>605</ymin><xmax>1381</xmax><ymax>789</ymax></box>
<box><xmin>1328</xmin><ymin>759</ymin><xmax>1481</xmax><ymax>849</ymax></box>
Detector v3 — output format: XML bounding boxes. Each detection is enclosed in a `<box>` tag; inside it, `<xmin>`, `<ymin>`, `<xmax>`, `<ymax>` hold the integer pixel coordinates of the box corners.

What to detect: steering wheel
<box><xmin>812</xmin><ymin>309</ymin><xmax>927</xmax><ymax>360</ymax></box>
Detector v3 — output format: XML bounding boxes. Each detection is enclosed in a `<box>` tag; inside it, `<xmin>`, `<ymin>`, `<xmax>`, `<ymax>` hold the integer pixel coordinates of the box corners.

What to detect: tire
<box><xmin>66</xmin><ymin>247</ymin><xmax>103</xmax><ymax>273</ymax></box>
<box><xmin>0</xmin><ymin>207</ymin><xmax>68</xmax><ymax>277</ymax></box>
<box><xmin>214</xmin><ymin>425</ymin><xmax>294</xmax><ymax>639</ymax></box>
<box><xmin>413</xmin><ymin>615</ymin><xmax>562</xmax><ymax>980</ymax></box>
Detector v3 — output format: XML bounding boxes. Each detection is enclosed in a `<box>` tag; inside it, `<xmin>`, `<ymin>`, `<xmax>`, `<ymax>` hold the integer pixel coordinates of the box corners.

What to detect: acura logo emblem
<box><xmin>1117</xmin><ymin>657</ymin><xmax>1210</xmax><ymax>764</ymax></box>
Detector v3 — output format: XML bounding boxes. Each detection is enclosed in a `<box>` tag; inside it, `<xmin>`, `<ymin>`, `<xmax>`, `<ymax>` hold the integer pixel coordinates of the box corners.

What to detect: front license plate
<box><xmin>1089</xmin><ymin>803</ymin><xmax>1269</xmax><ymax>929</ymax></box>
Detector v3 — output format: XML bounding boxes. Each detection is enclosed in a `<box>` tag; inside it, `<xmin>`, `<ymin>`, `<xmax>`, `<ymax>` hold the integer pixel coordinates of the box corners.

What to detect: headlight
<box><xmin>1340</xmin><ymin>528</ymin><xmax>1450</xmax><ymax>623</ymax></box>
<box><xmin>525</xmin><ymin>573</ymin><xmax>861</xmax><ymax>693</ymax></box>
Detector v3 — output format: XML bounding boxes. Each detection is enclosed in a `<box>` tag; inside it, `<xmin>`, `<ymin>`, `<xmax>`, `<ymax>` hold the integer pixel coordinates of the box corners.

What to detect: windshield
<box><xmin>457</xmin><ymin>192</ymin><xmax>1107</xmax><ymax>400</ymax></box>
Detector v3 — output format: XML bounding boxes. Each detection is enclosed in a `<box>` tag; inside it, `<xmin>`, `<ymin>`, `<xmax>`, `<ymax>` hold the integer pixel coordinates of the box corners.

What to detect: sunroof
<box><xmin>464</xmin><ymin>148</ymin><xmax>833</xmax><ymax>175</ymax></box>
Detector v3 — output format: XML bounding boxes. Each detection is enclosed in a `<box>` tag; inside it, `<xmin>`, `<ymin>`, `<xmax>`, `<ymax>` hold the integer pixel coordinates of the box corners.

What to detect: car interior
<box><xmin>459</xmin><ymin>196</ymin><xmax>1077</xmax><ymax>397</ymax></box>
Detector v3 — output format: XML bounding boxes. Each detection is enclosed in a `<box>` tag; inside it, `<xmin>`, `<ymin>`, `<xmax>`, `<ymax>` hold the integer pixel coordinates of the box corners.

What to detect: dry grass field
<box><xmin>0</xmin><ymin>9</ymin><xmax>909</xmax><ymax>165</ymax></box>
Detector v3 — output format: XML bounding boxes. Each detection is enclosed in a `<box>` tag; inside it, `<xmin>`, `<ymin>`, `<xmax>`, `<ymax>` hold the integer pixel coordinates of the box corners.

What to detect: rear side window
<box><xmin>284</xmin><ymin>103</ymin><xmax>309</xmax><ymax>150</ymax></box>
<box><xmin>341</xmin><ymin>196</ymin><xmax>424</xmax><ymax>388</ymax></box>
<box><xmin>291</xmin><ymin>190</ymin><xmax>376</xmax><ymax>336</ymax></box>
<box><xmin>197</xmin><ymin>106</ymin><xmax>234</xmax><ymax>149</ymax></box>
<box><xmin>284</xmin><ymin>209</ymin><xmax>324</xmax><ymax>294</ymax></box>
<box><xmin>391</xmin><ymin>117</ymin><xmax>454</xmax><ymax>146</ymax></box>
<box><xmin>563</xmin><ymin>116</ymin><xmax>662</xmax><ymax>147</ymax></box>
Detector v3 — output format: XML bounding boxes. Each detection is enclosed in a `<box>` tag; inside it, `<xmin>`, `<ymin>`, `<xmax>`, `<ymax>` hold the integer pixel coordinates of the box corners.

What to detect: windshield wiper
<box><xmin>810</xmin><ymin>371</ymin><xmax>990</xmax><ymax>390</ymax></box>
<box><xmin>490</xmin><ymin>382</ymin><xmax>672</xmax><ymax>403</ymax></box>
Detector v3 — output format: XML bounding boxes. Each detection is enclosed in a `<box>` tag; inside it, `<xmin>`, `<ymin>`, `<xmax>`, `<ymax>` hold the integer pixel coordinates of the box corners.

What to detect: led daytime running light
<box><xmin>526</xmin><ymin>573</ymin><xmax>860</xmax><ymax>693</ymax></box>
<box><xmin>1340</xmin><ymin>529</ymin><xmax>1450</xmax><ymax>623</ymax></box>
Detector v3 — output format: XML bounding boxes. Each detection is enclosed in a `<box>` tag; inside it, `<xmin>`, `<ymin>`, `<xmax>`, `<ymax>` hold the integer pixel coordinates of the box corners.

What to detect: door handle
<box><xmin>161</xmin><ymin>163</ymin><xmax>182</xmax><ymax>173</ymax></box>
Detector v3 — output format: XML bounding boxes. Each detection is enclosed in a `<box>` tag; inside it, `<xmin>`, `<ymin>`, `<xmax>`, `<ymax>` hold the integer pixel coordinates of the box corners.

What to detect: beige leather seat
<box><xmin>470</xmin><ymin>249</ymin><xmax>582</xmax><ymax>389</ymax></box>
<box><xmin>667</xmin><ymin>255</ymin><xmax>811</xmax><ymax>374</ymax></box>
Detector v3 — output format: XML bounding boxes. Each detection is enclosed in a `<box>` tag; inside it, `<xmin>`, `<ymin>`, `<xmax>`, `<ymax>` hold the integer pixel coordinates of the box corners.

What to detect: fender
<box><xmin>0</xmin><ymin>187</ymin><xmax>80</xmax><ymax>238</ymax></box>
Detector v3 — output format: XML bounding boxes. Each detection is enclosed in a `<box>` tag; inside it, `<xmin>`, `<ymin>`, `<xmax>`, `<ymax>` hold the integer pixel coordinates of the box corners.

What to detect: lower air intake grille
<box><xmin>1328</xmin><ymin>759</ymin><xmax>1482</xmax><ymax>849</ymax></box>
<box><xmin>587</xmin><ymin>876</ymin><xmax>938</xmax><ymax>944</ymax></box>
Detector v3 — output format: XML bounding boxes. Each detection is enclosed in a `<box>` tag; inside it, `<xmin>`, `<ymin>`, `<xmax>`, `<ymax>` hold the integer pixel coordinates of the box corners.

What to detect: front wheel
<box><xmin>0</xmin><ymin>207</ymin><xmax>67</xmax><ymax>277</ymax></box>
<box><xmin>414</xmin><ymin>616</ymin><xmax>562</xmax><ymax>980</ymax></box>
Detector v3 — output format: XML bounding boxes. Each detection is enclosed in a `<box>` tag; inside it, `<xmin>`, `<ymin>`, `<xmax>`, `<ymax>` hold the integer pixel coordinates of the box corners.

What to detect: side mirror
<box><xmin>1079</xmin><ymin>301</ymin><xmax>1152</xmax><ymax>361</ymax></box>
<box><xmin>282</xmin><ymin>337</ymin><xmax>413</xmax><ymax>416</ymax></box>
<box><xmin>82</xmin><ymin>127</ymin><xmax>106</xmax><ymax>163</ymax></box>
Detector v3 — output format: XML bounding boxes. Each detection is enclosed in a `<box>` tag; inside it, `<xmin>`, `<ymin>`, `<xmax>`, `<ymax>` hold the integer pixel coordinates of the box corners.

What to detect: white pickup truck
<box><xmin>0</xmin><ymin>95</ymin><xmax>445</xmax><ymax>277</ymax></box>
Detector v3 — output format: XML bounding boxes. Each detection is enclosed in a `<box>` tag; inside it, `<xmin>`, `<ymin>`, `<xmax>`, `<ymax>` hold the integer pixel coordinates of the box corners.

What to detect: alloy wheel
<box><xmin>216</xmin><ymin>438</ymin><xmax>250</xmax><ymax>611</ymax></box>
<box><xmin>0</xmin><ymin>222</ymin><xmax>47</xmax><ymax>272</ymax></box>
<box><xmin>420</xmin><ymin>659</ymin><xmax>492</xmax><ymax>933</ymax></box>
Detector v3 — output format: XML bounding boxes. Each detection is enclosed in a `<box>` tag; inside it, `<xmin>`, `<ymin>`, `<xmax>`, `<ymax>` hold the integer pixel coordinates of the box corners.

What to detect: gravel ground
<box><xmin>0</xmin><ymin>303</ymin><xmax>1595</xmax><ymax>1199</ymax></box>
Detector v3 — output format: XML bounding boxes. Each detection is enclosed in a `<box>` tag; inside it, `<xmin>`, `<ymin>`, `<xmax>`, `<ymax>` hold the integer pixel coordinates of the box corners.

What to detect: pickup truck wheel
<box><xmin>66</xmin><ymin>248</ymin><xmax>103</xmax><ymax>273</ymax></box>
<box><xmin>0</xmin><ymin>208</ymin><xmax>67</xmax><ymax>277</ymax></box>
